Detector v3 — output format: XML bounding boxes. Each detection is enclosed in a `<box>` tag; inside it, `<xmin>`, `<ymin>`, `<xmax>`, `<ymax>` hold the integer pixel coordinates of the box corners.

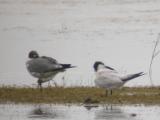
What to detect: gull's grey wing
<box><xmin>27</xmin><ymin>57</ymin><xmax>62</xmax><ymax>73</ymax></box>
<box><xmin>41</xmin><ymin>56</ymin><xmax>58</xmax><ymax>64</ymax></box>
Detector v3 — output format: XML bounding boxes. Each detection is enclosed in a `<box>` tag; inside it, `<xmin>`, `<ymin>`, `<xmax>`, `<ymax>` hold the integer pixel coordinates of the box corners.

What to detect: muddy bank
<box><xmin>0</xmin><ymin>86</ymin><xmax>160</xmax><ymax>104</ymax></box>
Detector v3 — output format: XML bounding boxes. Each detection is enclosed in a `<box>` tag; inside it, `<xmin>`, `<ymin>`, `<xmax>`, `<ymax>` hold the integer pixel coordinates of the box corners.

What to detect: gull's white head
<box><xmin>28</xmin><ymin>50</ymin><xmax>39</xmax><ymax>59</ymax></box>
<box><xmin>93</xmin><ymin>61</ymin><xmax>105</xmax><ymax>72</ymax></box>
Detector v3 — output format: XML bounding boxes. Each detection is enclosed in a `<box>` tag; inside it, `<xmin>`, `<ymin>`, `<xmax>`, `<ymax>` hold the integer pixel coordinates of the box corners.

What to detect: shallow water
<box><xmin>0</xmin><ymin>0</ymin><xmax>160</xmax><ymax>87</ymax></box>
<box><xmin>0</xmin><ymin>104</ymin><xmax>160</xmax><ymax>120</ymax></box>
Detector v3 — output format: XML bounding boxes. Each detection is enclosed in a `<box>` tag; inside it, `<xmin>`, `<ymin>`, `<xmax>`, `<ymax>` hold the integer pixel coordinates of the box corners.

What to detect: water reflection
<box><xmin>83</xmin><ymin>104</ymin><xmax>99</xmax><ymax>111</ymax></box>
<box><xmin>95</xmin><ymin>105</ymin><xmax>133</xmax><ymax>120</ymax></box>
<box><xmin>0</xmin><ymin>104</ymin><xmax>160</xmax><ymax>120</ymax></box>
<box><xmin>28</xmin><ymin>104</ymin><xmax>66</xmax><ymax>119</ymax></box>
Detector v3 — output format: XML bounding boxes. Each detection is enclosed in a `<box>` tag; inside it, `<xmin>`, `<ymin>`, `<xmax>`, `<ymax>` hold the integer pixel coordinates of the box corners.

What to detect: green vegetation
<box><xmin>0</xmin><ymin>86</ymin><xmax>160</xmax><ymax>104</ymax></box>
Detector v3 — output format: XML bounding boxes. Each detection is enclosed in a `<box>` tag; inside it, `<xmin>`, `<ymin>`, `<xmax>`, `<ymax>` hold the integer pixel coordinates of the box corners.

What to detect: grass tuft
<box><xmin>0</xmin><ymin>86</ymin><xmax>160</xmax><ymax>104</ymax></box>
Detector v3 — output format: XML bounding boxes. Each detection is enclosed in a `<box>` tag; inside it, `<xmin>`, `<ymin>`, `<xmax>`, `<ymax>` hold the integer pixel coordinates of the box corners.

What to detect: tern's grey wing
<box><xmin>121</xmin><ymin>72</ymin><xmax>145</xmax><ymax>82</ymax></box>
<box><xmin>27</xmin><ymin>57</ymin><xmax>61</xmax><ymax>73</ymax></box>
<box><xmin>95</xmin><ymin>70</ymin><xmax>123</xmax><ymax>89</ymax></box>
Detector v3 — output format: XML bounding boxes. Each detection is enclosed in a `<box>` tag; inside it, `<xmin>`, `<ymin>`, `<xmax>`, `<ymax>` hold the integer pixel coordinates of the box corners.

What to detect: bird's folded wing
<box><xmin>121</xmin><ymin>72</ymin><xmax>145</xmax><ymax>82</ymax></box>
<box><xmin>27</xmin><ymin>58</ymin><xmax>61</xmax><ymax>73</ymax></box>
<box><xmin>41</xmin><ymin>56</ymin><xmax>58</xmax><ymax>64</ymax></box>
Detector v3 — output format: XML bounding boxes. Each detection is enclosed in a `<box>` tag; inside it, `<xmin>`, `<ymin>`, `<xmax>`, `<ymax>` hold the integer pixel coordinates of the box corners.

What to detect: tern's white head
<box><xmin>93</xmin><ymin>61</ymin><xmax>106</xmax><ymax>72</ymax></box>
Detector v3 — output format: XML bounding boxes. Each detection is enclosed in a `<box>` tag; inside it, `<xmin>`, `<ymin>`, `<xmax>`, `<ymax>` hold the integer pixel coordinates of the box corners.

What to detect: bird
<box><xmin>93</xmin><ymin>61</ymin><xmax>145</xmax><ymax>96</ymax></box>
<box><xmin>26</xmin><ymin>50</ymin><xmax>76</xmax><ymax>90</ymax></box>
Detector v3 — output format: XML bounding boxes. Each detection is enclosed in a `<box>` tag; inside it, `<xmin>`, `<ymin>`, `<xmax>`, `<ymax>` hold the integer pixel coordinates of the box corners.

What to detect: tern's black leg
<box><xmin>105</xmin><ymin>89</ymin><xmax>113</xmax><ymax>96</ymax></box>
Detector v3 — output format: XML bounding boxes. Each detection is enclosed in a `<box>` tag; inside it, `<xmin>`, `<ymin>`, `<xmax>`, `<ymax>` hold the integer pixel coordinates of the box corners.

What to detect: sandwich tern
<box><xmin>93</xmin><ymin>61</ymin><xmax>145</xmax><ymax>96</ymax></box>
<box><xmin>26</xmin><ymin>50</ymin><xmax>76</xmax><ymax>90</ymax></box>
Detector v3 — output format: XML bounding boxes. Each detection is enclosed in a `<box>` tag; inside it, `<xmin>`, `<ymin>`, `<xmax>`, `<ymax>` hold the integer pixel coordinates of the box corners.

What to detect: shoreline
<box><xmin>0</xmin><ymin>86</ymin><xmax>160</xmax><ymax>104</ymax></box>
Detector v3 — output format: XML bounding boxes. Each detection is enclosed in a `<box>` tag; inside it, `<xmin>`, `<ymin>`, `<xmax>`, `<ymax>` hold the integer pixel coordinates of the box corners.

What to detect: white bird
<box><xmin>93</xmin><ymin>61</ymin><xmax>145</xmax><ymax>96</ymax></box>
<box><xmin>26</xmin><ymin>50</ymin><xmax>76</xmax><ymax>90</ymax></box>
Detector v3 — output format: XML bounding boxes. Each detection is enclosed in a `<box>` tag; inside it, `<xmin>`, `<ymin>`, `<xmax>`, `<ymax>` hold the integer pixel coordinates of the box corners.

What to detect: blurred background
<box><xmin>0</xmin><ymin>0</ymin><xmax>160</xmax><ymax>87</ymax></box>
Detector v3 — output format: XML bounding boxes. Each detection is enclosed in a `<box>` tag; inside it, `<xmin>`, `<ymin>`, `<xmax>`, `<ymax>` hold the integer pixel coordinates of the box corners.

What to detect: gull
<box><xmin>93</xmin><ymin>61</ymin><xmax>145</xmax><ymax>96</ymax></box>
<box><xmin>26</xmin><ymin>50</ymin><xmax>76</xmax><ymax>90</ymax></box>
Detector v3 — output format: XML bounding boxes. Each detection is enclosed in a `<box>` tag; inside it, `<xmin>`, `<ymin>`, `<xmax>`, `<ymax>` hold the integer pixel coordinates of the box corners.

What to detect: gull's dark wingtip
<box><xmin>60</xmin><ymin>64</ymin><xmax>77</xmax><ymax>69</ymax></box>
<box><xmin>70</xmin><ymin>66</ymin><xmax>77</xmax><ymax>68</ymax></box>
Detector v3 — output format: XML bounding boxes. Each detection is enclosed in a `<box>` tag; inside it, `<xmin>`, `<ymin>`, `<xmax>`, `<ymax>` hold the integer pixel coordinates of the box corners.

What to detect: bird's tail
<box><xmin>60</xmin><ymin>64</ymin><xmax>76</xmax><ymax>69</ymax></box>
<box><xmin>121</xmin><ymin>72</ymin><xmax>145</xmax><ymax>82</ymax></box>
